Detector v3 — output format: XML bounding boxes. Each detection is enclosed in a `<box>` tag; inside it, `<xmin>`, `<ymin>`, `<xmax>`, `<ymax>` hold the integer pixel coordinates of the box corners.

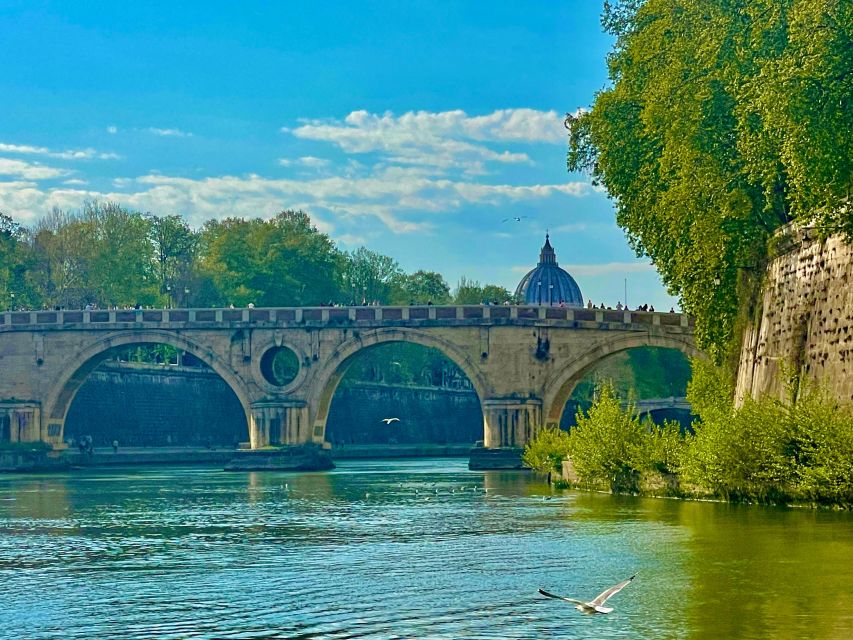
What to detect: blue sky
<box><xmin>0</xmin><ymin>1</ymin><xmax>678</xmax><ymax>310</ymax></box>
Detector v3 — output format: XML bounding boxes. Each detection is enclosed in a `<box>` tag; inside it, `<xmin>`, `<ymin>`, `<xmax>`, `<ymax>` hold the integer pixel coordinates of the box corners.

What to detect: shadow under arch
<box><xmin>308</xmin><ymin>328</ymin><xmax>489</xmax><ymax>443</ymax></box>
<box><xmin>44</xmin><ymin>330</ymin><xmax>252</xmax><ymax>442</ymax></box>
<box><xmin>543</xmin><ymin>333</ymin><xmax>701</xmax><ymax>427</ymax></box>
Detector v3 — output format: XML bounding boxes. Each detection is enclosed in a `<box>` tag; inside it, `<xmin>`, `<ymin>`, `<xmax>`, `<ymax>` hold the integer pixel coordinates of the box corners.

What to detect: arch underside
<box><xmin>544</xmin><ymin>333</ymin><xmax>700</xmax><ymax>427</ymax></box>
<box><xmin>44</xmin><ymin>331</ymin><xmax>252</xmax><ymax>442</ymax></box>
<box><xmin>309</xmin><ymin>328</ymin><xmax>488</xmax><ymax>444</ymax></box>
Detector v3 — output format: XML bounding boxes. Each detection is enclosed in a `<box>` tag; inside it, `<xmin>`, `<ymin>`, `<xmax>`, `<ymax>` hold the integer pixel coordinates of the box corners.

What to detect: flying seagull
<box><xmin>502</xmin><ymin>216</ymin><xmax>530</xmax><ymax>222</ymax></box>
<box><xmin>538</xmin><ymin>574</ymin><xmax>636</xmax><ymax>614</ymax></box>
<box><xmin>381</xmin><ymin>417</ymin><xmax>400</xmax><ymax>424</ymax></box>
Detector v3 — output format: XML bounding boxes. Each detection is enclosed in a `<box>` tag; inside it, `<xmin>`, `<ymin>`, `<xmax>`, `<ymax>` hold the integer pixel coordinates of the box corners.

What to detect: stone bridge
<box><xmin>0</xmin><ymin>305</ymin><xmax>697</xmax><ymax>450</ymax></box>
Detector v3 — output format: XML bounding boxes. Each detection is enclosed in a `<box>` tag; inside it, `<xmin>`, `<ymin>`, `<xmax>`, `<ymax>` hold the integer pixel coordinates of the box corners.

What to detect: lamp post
<box><xmin>548</xmin><ymin>283</ymin><xmax>554</xmax><ymax>306</ymax></box>
<box><xmin>537</xmin><ymin>280</ymin><xmax>541</xmax><ymax>305</ymax></box>
<box><xmin>165</xmin><ymin>283</ymin><xmax>172</xmax><ymax>309</ymax></box>
<box><xmin>8</xmin><ymin>292</ymin><xmax>14</xmax><ymax>312</ymax></box>
<box><xmin>184</xmin><ymin>287</ymin><xmax>190</xmax><ymax>308</ymax></box>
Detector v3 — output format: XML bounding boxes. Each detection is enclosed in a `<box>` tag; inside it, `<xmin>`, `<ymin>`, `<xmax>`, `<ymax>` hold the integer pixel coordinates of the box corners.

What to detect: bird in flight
<box><xmin>538</xmin><ymin>574</ymin><xmax>636</xmax><ymax>614</ymax></box>
<box><xmin>381</xmin><ymin>417</ymin><xmax>400</xmax><ymax>424</ymax></box>
<box><xmin>502</xmin><ymin>216</ymin><xmax>530</xmax><ymax>222</ymax></box>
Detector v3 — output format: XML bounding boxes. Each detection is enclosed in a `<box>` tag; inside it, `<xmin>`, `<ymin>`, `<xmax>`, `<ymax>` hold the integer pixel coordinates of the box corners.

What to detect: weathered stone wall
<box><xmin>326</xmin><ymin>383</ymin><xmax>482</xmax><ymax>445</ymax></box>
<box><xmin>65</xmin><ymin>364</ymin><xmax>248</xmax><ymax>447</ymax></box>
<box><xmin>65</xmin><ymin>365</ymin><xmax>482</xmax><ymax>447</ymax></box>
<box><xmin>736</xmin><ymin>226</ymin><xmax>853</xmax><ymax>405</ymax></box>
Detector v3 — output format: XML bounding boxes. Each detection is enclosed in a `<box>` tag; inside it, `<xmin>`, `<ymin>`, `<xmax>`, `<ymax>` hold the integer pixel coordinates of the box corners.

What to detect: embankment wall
<box><xmin>736</xmin><ymin>226</ymin><xmax>853</xmax><ymax>404</ymax></box>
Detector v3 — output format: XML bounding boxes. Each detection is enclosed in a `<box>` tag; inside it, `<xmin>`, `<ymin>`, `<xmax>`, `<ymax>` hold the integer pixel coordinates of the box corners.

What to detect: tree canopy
<box><xmin>1</xmin><ymin>203</ymin><xmax>514</xmax><ymax>311</ymax></box>
<box><xmin>568</xmin><ymin>0</ymin><xmax>852</xmax><ymax>359</ymax></box>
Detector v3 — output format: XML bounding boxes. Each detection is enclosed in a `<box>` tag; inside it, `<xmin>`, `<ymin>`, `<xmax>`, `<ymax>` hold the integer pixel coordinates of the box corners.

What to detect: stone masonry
<box><xmin>0</xmin><ymin>305</ymin><xmax>696</xmax><ymax>450</ymax></box>
<box><xmin>736</xmin><ymin>226</ymin><xmax>853</xmax><ymax>405</ymax></box>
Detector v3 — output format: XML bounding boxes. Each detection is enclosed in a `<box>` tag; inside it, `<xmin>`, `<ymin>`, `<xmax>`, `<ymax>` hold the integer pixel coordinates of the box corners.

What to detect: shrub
<box><xmin>522</xmin><ymin>426</ymin><xmax>570</xmax><ymax>473</ymax></box>
<box><xmin>567</xmin><ymin>382</ymin><xmax>643</xmax><ymax>489</ymax></box>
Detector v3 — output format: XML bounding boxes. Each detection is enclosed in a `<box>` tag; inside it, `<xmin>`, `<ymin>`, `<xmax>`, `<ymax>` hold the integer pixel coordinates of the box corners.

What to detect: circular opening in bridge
<box><xmin>64</xmin><ymin>342</ymin><xmax>249</xmax><ymax>449</ymax></box>
<box><xmin>561</xmin><ymin>346</ymin><xmax>693</xmax><ymax>430</ymax></box>
<box><xmin>326</xmin><ymin>342</ymin><xmax>482</xmax><ymax>447</ymax></box>
<box><xmin>259</xmin><ymin>346</ymin><xmax>300</xmax><ymax>387</ymax></box>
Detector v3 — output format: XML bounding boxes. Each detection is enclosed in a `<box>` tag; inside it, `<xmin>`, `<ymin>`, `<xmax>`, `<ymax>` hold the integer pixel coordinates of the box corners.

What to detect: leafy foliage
<box><xmin>566</xmin><ymin>382</ymin><xmax>647</xmax><ymax>489</ymax></box>
<box><xmin>683</xmin><ymin>360</ymin><xmax>853</xmax><ymax>504</ymax></box>
<box><xmin>340</xmin><ymin>247</ymin><xmax>403</xmax><ymax>305</ymax></box>
<box><xmin>453</xmin><ymin>276</ymin><xmax>513</xmax><ymax>305</ymax></box>
<box><xmin>522</xmin><ymin>426</ymin><xmax>571</xmax><ymax>473</ymax></box>
<box><xmin>196</xmin><ymin>210</ymin><xmax>342</xmax><ymax>307</ymax></box>
<box><xmin>340</xmin><ymin>343</ymin><xmax>470</xmax><ymax>390</ymax></box>
<box><xmin>391</xmin><ymin>270</ymin><xmax>452</xmax><ymax>305</ymax></box>
<box><xmin>569</xmin><ymin>0</ymin><xmax>852</xmax><ymax>359</ymax></box>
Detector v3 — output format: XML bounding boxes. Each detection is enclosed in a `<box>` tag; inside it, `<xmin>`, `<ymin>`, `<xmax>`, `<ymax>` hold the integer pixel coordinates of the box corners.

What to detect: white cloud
<box><xmin>0</xmin><ymin>141</ymin><xmax>119</xmax><ymax>160</ymax></box>
<box><xmin>106</xmin><ymin>125</ymin><xmax>118</xmax><ymax>134</ymax></box>
<box><xmin>287</xmin><ymin>108</ymin><xmax>563</xmax><ymax>173</ymax></box>
<box><xmin>147</xmin><ymin>127</ymin><xmax>193</xmax><ymax>137</ymax></box>
<box><xmin>0</xmin><ymin>108</ymin><xmax>592</xmax><ymax>234</ymax></box>
<box><xmin>0</xmin><ymin>166</ymin><xmax>590</xmax><ymax>233</ymax></box>
<box><xmin>278</xmin><ymin>156</ymin><xmax>330</xmax><ymax>168</ymax></box>
<box><xmin>0</xmin><ymin>158</ymin><xmax>68</xmax><ymax>180</ymax></box>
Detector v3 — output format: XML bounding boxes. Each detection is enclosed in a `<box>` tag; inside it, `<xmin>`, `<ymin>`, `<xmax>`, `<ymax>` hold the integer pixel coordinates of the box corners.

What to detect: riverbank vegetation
<box><xmin>524</xmin><ymin>366</ymin><xmax>853</xmax><ymax>507</ymax></box>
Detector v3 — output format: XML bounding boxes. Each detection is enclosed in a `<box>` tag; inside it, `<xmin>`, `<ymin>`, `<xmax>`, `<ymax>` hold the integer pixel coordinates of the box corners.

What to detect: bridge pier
<box><xmin>0</xmin><ymin>402</ymin><xmax>42</xmax><ymax>445</ymax></box>
<box><xmin>248</xmin><ymin>400</ymin><xmax>308</xmax><ymax>449</ymax></box>
<box><xmin>482</xmin><ymin>398</ymin><xmax>542</xmax><ymax>448</ymax></box>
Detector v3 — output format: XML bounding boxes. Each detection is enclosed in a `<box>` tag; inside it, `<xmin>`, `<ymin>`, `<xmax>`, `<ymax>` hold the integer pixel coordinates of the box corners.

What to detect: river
<box><xmin>1</xmin><ymin>458</ymin><xmax>851</xmax><ymax>639</ymax></box>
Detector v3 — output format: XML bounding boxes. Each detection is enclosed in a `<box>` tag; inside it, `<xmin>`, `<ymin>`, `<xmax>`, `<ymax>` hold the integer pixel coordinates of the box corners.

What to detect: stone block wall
<box><xmin>65</xmin><ymin>364</ymin><xmax>248</xmax><ymax>447</ymax></box>
<box><xmin>64</xmin><ymin>364</ymin><xmax>483</xmax><ymax>447</ymax></box>
<box><xmin>326</xmin><ymin>383</ymin><xmax>482</xmax><ymax>445</ymax></box>
<box><xmin>736</xmin><ymin>226</ymin><xmax>853</xmax><ymax>405</ymax></box>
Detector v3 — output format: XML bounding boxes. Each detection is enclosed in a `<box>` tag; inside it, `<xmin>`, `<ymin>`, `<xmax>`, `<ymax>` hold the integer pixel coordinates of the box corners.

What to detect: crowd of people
<box><xmin>586</xmin><ymin>300</ymin><xmax>676</xmax><ymax>313</ymax></box>
<box><xmin>5</xmin><ymin>299</ymin><xmax>679</xmax><ymax>313</ymax></box>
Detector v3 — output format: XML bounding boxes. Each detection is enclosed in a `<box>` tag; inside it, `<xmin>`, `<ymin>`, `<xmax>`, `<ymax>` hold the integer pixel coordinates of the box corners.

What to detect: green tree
<box><xmin>567</xmin><ymin>382</ymin><xmax>647</xmax><ymax>490</ymax></box>
<box><xmin>341</xmin><ymin>247</ymin><xmax>403</xmax><ymax>305</ymax></box>
<box><xmin>0</xmin><ymin>213</ymin><xmax>31</xmax><ymax>310</ymax></box>
<box><xmin>522</xmin><ymin>426</ymin><xmax>571</xmax><ymax>473</ymax></box>
<box><xmin>197</xmin><ymin>210</ymin><xmax>341</xmax><ymax>307</ymax></box>
<box><xmin>82</xmin><ymin>202</ymin><xmax>156</xmax><ymax>307</ymax></box>
<box><xmin>453</xmin><ymin>277</ymin><xmax>512</xmax><ymax>305</ymax></box>
<box><xmin>568</xmin><ymin>0</ymin><xmax>852</xmax><ymax>359</ymax></box>
<box><xmin>30</xmin><ymin>208</ymin><xmax>97</xmax><ymax>308</ymax></box>
<box><xmin>149</xmin><ymin>214</ymin><xmax>198</xmax><ymax>307</ymax></box>
<box><xmin>787</xmin><ymin>384</ymin><xmax>853</xmax><ymax>504</ymax></box>
<box><xmin>682</xmin><ymin>359</ymin><xmax>792</xmax><ymax>501</ymax></box>
<box><xmin>390</xmin><ymin>270</ymin><xmax>451</xmax><ymax>305</ymax></box>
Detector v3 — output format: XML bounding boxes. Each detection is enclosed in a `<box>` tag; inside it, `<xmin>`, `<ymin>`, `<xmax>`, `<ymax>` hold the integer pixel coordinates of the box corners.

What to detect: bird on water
<box><xmin>538</xmin><ymin>574</ymin><xmax>636</xmax><ymax>614</ymax></box>
<box><xmin>381</xmin><ymin>417</ymin><xmax>400</xmax><ymax>424</ymax></box>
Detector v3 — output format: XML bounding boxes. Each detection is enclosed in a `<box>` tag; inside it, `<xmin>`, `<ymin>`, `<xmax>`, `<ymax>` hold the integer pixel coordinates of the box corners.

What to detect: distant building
<box><xmin>514</xmin><ymin>234</ymin><xmax>583</xmax><ymax>306</ymax></box>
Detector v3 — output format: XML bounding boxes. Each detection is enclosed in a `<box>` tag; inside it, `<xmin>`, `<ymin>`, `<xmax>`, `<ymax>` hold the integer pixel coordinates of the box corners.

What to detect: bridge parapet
<box><xmin>0</xmin><ymin>305</ymin><xmax>694</xmax><ymax>332</ymax></box>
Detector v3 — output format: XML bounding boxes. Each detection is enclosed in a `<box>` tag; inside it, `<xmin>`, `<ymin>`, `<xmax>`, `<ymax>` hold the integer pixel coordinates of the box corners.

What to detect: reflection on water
<box><xmin>0</xmin><ymin>459</ymin><xmax>851</xmax><ymax>639</ymax></box>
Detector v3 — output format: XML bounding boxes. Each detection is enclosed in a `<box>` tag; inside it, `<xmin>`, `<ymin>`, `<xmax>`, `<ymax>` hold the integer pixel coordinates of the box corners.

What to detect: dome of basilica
<box><xmin>514</xmin><ymin>234</ymin><xmax>583</xmax><ymax>306</ymax></box>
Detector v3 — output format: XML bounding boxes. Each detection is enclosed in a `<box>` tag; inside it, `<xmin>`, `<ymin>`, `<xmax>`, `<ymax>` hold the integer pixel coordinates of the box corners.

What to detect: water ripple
<box><xmin>1</xmin><ymin>459</ymin><xmax>852</xmax><ymax>639</ymax></box>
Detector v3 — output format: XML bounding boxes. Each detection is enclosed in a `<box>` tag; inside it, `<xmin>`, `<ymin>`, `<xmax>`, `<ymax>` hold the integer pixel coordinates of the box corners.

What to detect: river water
<box><xmin>1</xmin><ymin>458</ymin><xmax>851</xmax><ymax>640</ymax></box>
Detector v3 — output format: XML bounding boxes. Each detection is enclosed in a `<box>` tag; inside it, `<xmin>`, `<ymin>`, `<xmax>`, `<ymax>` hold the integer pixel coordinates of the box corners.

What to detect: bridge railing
<box><xmin>0</xmin><ymin>305</ymin><xmax>693</xmax><ymax>330</ymax></box>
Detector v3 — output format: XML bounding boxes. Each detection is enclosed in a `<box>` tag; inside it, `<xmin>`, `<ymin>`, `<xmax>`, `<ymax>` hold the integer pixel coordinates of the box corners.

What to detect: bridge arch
<box><xmin>43</xmin><ymin>330</ymin><xmax>252</xmax><ymax>444</ymax></box>
<box><xmin>306</xmin><ymin>328</ymin><xmax>489</xmax><ymax>444</ymax></box>
<box><xmin>542</xmin><ymin>333</ymin><xmax>700</xmax><ymax>428</ymax></box>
